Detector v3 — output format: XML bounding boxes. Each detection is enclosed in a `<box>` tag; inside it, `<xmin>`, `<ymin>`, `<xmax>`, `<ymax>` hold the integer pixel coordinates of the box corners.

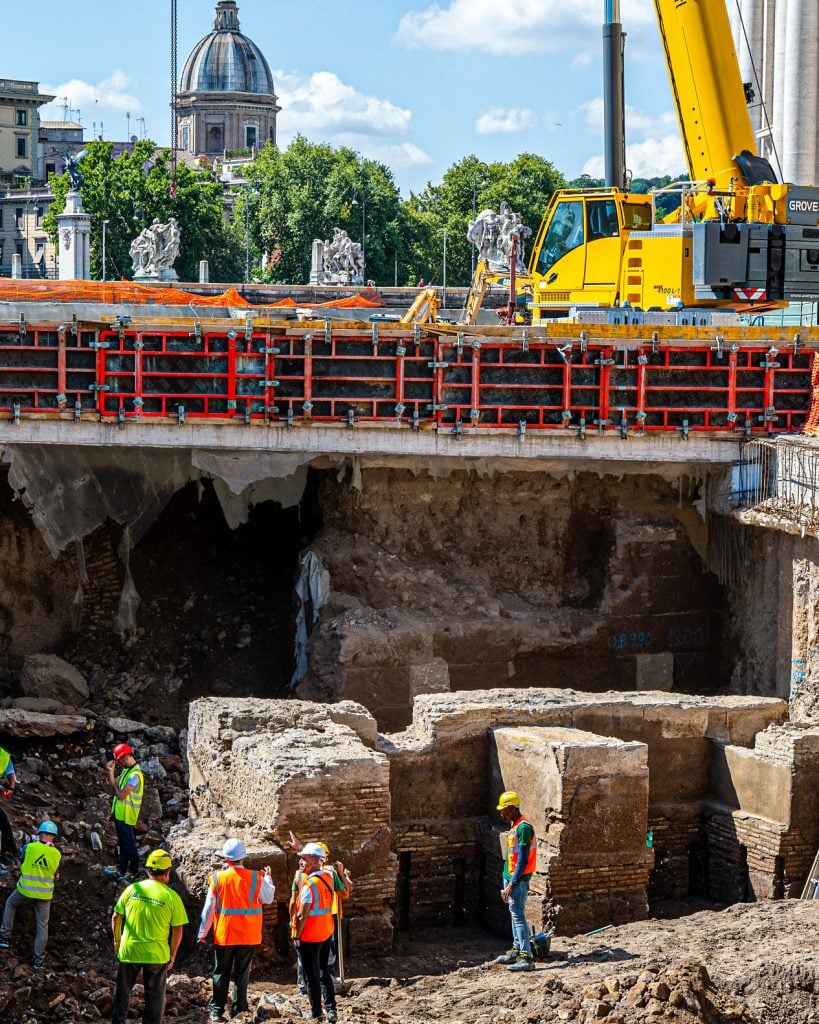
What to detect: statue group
<box><xmin>467</xmin><ymin>201</ymin><xmax>532</xmax><ymax>273</ymax></box>
<box><xmin>130</xmin><ymin>218</ymin><xmax>181</xmax><ymax>280</ymax></box>
<box><xmin>313</xmin><ymin>227</ymin><xmax>364</xmax><ymax>286</ymax></box>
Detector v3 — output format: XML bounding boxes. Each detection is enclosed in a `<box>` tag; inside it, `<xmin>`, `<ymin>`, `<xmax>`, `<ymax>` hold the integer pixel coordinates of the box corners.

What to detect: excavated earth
<box><xmin>0</xmin><ymin>724</ymin><xmax>817</xmax><ymax>1024</ymax></box>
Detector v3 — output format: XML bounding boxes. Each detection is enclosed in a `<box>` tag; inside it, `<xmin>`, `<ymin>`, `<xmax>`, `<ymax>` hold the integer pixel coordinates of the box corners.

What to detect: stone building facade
<box><xmin>176</xmin><ymin>0</ymin><xmax>280</xmax><ymax>160</ymax></box>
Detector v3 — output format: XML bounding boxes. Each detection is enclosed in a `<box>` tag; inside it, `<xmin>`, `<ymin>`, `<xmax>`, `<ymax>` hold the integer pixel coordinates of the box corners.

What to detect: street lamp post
<box><xmin>471</xmin><ymin>175</ymin><xmax>477</xmax><ymax>281</ymax></box>
<box><xmin>245</xmin><ymin>190</ymin><xmax>251</xmax><ymax>284</ymax></box>
<box><xmin>443</xmin><ymin>228</ymin><xmax>448</xmax><ymax>311</ymax></box>
<box><xmin>102</xmin><ymin>219</ymin><xmax>109</xmax><ymax>282</ymax></box>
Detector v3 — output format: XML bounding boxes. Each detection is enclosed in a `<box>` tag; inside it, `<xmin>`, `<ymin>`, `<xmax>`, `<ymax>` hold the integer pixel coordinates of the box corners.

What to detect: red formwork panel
<box><xmin>270</xmin><ymin>329</ymin><xmax>436</xmax><ymax>423</ymax></box>
<box><xmin>97</xmin><ymin>329</ymin><xmax>269</xmax><ymax>419</ymax></box>
<box><xmin>0</xmin><ymin>325</ymin><xmax>97</xmax><ymax>414</ymax></box>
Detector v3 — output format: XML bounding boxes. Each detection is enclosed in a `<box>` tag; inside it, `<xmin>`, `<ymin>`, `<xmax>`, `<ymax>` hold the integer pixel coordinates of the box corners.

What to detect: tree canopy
<box><xmin>45</xmin><ymin>140</ymin><xmax>242</xmax><ymax>282</ymax></box>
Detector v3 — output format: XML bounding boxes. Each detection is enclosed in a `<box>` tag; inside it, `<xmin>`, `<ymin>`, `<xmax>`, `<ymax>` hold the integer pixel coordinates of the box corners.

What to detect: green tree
<box><xmin>45</xmin><ymin>140</ymin><xmax>243</xmax><ymax>282</ymax></box>
<box><xmin>407</xmin><ymin>153</ymin><xmax>566</xmax><ymax>285</ymax></box>
<box><xmin>240</xmin><ymin>137</ymin><xmax>403</xmax><ymax>285</ymax></box>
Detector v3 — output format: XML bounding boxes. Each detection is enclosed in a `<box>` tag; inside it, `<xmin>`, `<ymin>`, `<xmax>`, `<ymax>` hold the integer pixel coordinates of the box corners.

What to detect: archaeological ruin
<box><xmin>2</xmin><ymin>306</ymin><xmax>819</xmax><ymax>974</ymax></box>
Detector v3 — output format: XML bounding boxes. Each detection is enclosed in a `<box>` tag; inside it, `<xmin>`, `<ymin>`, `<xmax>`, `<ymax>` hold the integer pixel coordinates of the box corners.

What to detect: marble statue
<box><xmin>130</xmin><ymin>217</ymin><xmax>181</xmax><ymax>280</ymax></box>
<box><xmin>467</xmin><ymin>201</ymin><xmax>532</xmax><ymax>273</ymax></box>
<box><xmin>312</xmin><ymin>227</ymin><xmax>365</xmax><ymax>285</ymax></box>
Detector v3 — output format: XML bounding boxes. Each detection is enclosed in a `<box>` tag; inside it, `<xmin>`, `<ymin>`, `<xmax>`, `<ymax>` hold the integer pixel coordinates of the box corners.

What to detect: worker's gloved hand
<box><xmin>1</xmin><ymin>789</ymin><xmax>13</xmax><ymax>800</ymax></box>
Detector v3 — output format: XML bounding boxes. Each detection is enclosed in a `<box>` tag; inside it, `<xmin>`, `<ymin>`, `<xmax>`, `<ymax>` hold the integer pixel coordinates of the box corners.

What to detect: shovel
<box><xmin>334</xmin><ymin>917</ymin><xmax>353</xmax><ymax>996</ymax></box>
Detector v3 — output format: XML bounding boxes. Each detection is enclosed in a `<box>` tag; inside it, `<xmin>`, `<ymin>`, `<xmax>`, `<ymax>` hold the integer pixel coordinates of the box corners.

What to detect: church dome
<box><xmin>180</xmin><ymin>1</ymin><xmax>275</xmax><ymax>96</ymax></box>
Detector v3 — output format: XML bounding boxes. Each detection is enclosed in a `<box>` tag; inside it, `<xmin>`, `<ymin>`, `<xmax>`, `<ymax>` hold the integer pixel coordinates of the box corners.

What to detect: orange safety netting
<box><xmin>804</xmin><ymin>352</ymin><xmax>819</xmax><ymax>434</ymax></box>
<box><xmin>0</xmin><ymin>279</ymin><xmax>384</xmax><ymax>310</ymax></box>
<box><xmin>0</xmin><ymin>279</ymin><xmax>253</xmax><ymax>306</ymax></box>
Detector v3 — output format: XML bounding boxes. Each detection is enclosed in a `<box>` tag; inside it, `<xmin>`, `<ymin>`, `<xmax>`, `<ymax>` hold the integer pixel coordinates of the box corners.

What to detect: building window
<box><xmin>181</xmin><ymin>123</ymin><xmax>190</xmax><ymax>151</ymax></box>
<box><xmin>15</xmin><ymin>109</ymin><xmax>27</xmax><ymax>126</ymax></box>
<box><xmin>0</xmin><ymin>209</ymin><xmax>3</xmax><ymax>229</ymax></box>
<box><xmin>245</xmin><ymin>125</ymin><xmax>257</xmax><ymax>150</ymax></box>
<box><xmin>15</xmin><ymin>208</ymin><xmax>24</xmax><ymax>229</ymax></box>
<box><xmin>15</xmin><ymin>242</ymin><xmax>23</xmax><ymax>258</ymax></box>
<box><xmin>45</xmin><ymin>162</ymin><xmax>56</xmax><ymax>177</ymax></box>
<box><xmin>16</xmin><ymin>137</ymin><xmax>27</xmax><ymax>159</ymax></box>
<box><xmin>0</xmin><ymin>244</ymin><xmax>4</xmax><ymax>266</ymax></box>
<box><xmin>36</xmin><ymin>206</ymin><xmax>44</xmax><ymax>227</ymax></box>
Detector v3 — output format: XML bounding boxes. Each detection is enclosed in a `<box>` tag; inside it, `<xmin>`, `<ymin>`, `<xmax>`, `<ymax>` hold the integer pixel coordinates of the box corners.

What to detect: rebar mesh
<box><xmin>735</xmin><ymin>437</ymin><xmax>819</xmax><ymax>531</ymax></box>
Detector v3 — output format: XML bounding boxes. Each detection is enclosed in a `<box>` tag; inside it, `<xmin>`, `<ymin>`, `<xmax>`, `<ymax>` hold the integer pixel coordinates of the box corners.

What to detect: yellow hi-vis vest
<box><xmin>0</xmin><ymin>748</ymin><xmax>10</xmax><ymax>778</ymax></box>
<box><xmin>17</xmin><ymin>841</ymin><xmax>61</xmax><ymax>901</ymax></box>
<box><xmin>112</xmin><ymin>764</ymin><xmax>144</xmax><ymax>826</ymax></box>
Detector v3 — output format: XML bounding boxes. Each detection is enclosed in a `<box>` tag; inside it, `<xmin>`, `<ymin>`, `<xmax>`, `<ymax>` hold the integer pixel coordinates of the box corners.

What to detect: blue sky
<box><xmin>6</xmin><ymin>0</ymin><xmax>689</xmax><ymax>195</ymax></box>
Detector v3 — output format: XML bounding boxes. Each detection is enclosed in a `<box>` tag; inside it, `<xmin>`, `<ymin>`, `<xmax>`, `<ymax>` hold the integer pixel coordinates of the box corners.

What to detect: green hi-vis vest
<box><xmin>0</xmin><ymin>748</ymin><xmax>10</xmax><ymax>778</ymax></box>
<box><xmin>18</xmin><ymin>841</ymin><xmax>61</xmax><ymax>901</ymax></box>
<box><xmin>112</xmin><ymin>764</ymin><xmax>144</xmax><ymax>826</ymax></box>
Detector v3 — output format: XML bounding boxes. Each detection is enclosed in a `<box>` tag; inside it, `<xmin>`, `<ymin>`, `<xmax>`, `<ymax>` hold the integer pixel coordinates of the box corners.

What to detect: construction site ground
<box><xmin>0</xmin><ymin>726</ymin><xmax>816</xmax><ymax>1024</ymax></box>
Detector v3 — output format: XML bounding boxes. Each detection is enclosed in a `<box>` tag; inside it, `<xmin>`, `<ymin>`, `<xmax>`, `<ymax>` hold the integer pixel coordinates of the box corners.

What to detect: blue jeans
<box><xmin>507</xmin><ymin>878</ymin><xmax>531</xmax><ymax>955</ymax></box>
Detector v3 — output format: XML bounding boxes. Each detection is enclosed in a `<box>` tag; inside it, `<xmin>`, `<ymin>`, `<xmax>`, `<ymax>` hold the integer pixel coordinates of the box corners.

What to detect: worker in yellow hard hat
<box><xmin>111</xmin><ymin>849</ymin><xmax>188</xmax><ymax>1024</ymax></box>
<box><xmin>494</xmin><ymin>791</ymin><xmax>537</xmax><ymax>973</ymax></box>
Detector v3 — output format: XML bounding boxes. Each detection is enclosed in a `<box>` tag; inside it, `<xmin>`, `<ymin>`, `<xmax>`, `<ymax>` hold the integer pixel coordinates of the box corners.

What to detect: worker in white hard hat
<box><xmin>112</xmin><ymin>848</ymin><xmax>188</xmax><ymax>1024</ymax></box>
<box><xmin>0</xmin><ymin>819</ymin><xmax>61</xmax><ymax>973</ymax></box>
<box><xmin>198</xmin><ymin>837</ymin><xmax>275</xmax><ymax>1022</ymax></box>
<box><xmin>294</xmin><ymin>842</ymin><xmax>338</xmax><ymax>1023</ymax></box>
<box><xmin>494</xmin><ymin>791</ymin><xmax>537</xmax><ymax>973</ymax></box>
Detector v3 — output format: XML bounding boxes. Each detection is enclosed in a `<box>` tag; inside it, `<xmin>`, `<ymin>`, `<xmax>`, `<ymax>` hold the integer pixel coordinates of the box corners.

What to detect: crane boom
<box><xmin>653</xmin><ymin>0</ymin><xmax>774</xmax><ymax>189</ymax></box>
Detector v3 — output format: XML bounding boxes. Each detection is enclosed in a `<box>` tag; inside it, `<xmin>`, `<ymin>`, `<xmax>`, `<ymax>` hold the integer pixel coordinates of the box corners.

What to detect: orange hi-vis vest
<box><xmin>506</xmin><ymin>816</ymin><xmax>537</xmax><ymax>877</ymax></box>
<box><xmin>210</xmin><ymin>866</ymin><xmax>265</xmax><ymax>946</ymax></box>
<box><xmin>299</xmin><ymin>871</ymin><xmax>334</xmax><ymax>943</ymax></box>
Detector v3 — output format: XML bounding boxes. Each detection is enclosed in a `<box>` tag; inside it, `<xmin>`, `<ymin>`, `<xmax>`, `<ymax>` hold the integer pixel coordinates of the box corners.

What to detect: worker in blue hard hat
<box><xmin>0</xmin><ymin>819</ymin><xmax>61</xmax><ymax>972</ymax></box>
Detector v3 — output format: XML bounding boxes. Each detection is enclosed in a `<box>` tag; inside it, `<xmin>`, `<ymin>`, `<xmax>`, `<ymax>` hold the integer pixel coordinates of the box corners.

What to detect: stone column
<box><xmin>309</xmin><ymin>239</ymin><xmax>324</xmax><ymax>284</ymax></box>
<box><xmin>56</xmin><ymin>190</ymin><xmax>91</xmax><ymax>281</ymax></box>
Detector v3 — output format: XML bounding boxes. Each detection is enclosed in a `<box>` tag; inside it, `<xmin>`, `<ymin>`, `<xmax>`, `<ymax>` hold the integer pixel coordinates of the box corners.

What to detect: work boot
<box><xmin>494</xmin><ymin>947</ymin><xmax>519</xmax><ymax>965</ymax></box>
<box><xmin>101</xmin><ymin>866</ymin><xmax>119</xmax><ymax>879</ymax></box>
<box><xmin>117</xmin><ymin>871</ymin><xmax>140</xmax><ymax>885</ymax></box>
<box><xmin>209</xmin><ymin>1012</ymin><xmax>226</xmax><ymax>1022</ymax></box>
<box><xmin>0</xmin><ymin>939</ymin><xmax>10</xmax><ymax>950</ymax></box>
<box><xmin>326</xmin><ymin>1010</ymin><xmax>338</xmax><ymax>1023</ymax></box>
<box><xmin>507</xmin><ymin>952</ymin><xmax>534</xmax><ymax>972</ymax></box>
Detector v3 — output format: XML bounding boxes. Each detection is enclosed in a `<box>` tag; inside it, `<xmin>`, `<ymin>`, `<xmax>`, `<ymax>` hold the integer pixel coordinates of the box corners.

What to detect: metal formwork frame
<box><xmin>0</xmin><ymin>320</ymin><xmax>814</xmax><ymax>436</ymax></box>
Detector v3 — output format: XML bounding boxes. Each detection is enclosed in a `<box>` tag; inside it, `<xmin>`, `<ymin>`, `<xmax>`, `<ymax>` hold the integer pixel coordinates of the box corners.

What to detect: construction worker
<box><xmin>0</xmin><ymin>819</ymin><xmax>61</xmax><ymax>972</ymax></box>
<box><xmin>197</xmin><ymin>838</ymin><xmax>275</xmax><ymax>1022</ymax></box>
<box><xmin>0</xmin><ymin>745</ymin><xmax>19</xmax><ymax>874</ymax></box>
<box><xmin>494</xmin><ymin>791</ymin><xmax>537</xmax><ymax>973</ymax></box>
<box><xmin>111</xmin><ymin>848</ymin><xmax>188</xmax><ymax>1024</ymax></box>
<box><xmin>106</xmin><ymin>742</ymin><xmax>144</xmax><ymax>884</ymax></box>
<box><xmin>289</xmin><ymin>836</ymin><xmax>352</xmax><ymax>996</ymax></box>
<box><xmin>294</xmin><ymin>842</ymin><xmax>338</xmax><ymax>1023</ymax></box>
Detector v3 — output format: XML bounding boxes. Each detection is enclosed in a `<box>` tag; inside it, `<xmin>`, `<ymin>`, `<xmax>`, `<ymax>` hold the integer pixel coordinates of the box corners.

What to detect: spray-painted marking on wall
<box><xmin>608</xmin><ymin>631</ymin><xmax>653</xmax><ymax>650</ymax></box>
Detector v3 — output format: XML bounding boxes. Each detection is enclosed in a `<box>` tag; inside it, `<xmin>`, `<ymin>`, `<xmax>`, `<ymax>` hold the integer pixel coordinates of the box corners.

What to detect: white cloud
<box><xmin>475</xmin><ymin>107</ymin><xmax>534</xmax><ymax>134</ymax></box>
<box><xmin>577</xmin><ymin>96</ymin><xmax>684</xmax><ymax>178</ymax></box>
<box><xmin>40</xmin><ymin>71</ymin><xmax>142</xmax><ymax>122</ymax></box>
<box><xmin>276</xmin><ymin>70</ymin><xmax>412</xmax><ymax>138</ymax></box>
<box><xmin>395</xmin><ymin>0</ymin><xmax>654</xmax><ymax>56</ymax></box>
<box><xmin>274</xmin><ymin>69</ymin><xmax>432</xmax><ymax>168</ymax></box>
<box><xmin>579</xmin><ymin>97</ymin><xmax>677</xmax><ymax>141</ymax></box>
<box><xmin>582</xmin><ymin>133</ymin><xmax>685</xmax><ymax>179</ymax></box>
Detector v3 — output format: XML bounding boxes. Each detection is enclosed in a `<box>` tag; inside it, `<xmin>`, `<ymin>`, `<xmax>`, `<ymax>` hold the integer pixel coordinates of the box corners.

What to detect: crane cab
<box><xmin>529</xmin><ymin>188</ymin><xmax>654</xmax><ymax>319</ymax></box>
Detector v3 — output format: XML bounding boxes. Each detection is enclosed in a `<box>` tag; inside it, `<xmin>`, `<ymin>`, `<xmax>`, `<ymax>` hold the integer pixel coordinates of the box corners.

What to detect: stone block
<box><xmin>408</xmin><ymin>658</ymin><xmax>450</xmax><ymax>698</ymax></box>
<box><xmin>635</xmin><ymin>653</ymin><xmax>674</xmax><ymax>691</ymax></box>
<box><xmin>20</xmin><ymin>653</ymin><xmax>89</xmax><ymax>706</ymax></box>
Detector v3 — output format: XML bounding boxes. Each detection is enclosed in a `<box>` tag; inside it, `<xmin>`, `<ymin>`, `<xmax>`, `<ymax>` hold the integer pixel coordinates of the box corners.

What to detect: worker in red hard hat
<box><xmin>105</xmin><ymin>743</ymin><xmax>144</xmax><ymax>885</ymax></box>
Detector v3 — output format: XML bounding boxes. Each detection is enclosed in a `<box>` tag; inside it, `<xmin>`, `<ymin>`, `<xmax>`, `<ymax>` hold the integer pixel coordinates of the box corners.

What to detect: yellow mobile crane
<box><xmin>527</xmin><ymin>0</ymin><xmax>819</xmax><ymax>322</ymax></box>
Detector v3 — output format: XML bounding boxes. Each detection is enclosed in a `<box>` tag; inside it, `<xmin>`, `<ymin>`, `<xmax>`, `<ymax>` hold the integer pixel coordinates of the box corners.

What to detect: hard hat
<box><xmin>112</xmin><ymin>743</ymin><xmax>134</xmax><ymax>760</ymax></box>
<box><xmin>496</xmin><ymin>791</ymin><xmax>521</xmax><ymax>811</ymax></box>
<box><xmin>301</xmin><ymin>842</ymin><xmax>327</xmax><ymax>860</ymax></box>
<box><xmin>308</xmin><ymin>840</ymin><xmax>330</xmax><ymax>857</ymax></box>
<box><xmin>145</xmin><ymin>849</ymin><xmax>172</xmax><ymax>871</ymax></box>
<box><xmin>222</xmin><ymin>838</ymin><xmax>247</xmax><ymax>861</ymax></box>
<box><xmin>37</xmin><ymin>820</ymin><xmax>59</xmax><ymax>836</ymax></box>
